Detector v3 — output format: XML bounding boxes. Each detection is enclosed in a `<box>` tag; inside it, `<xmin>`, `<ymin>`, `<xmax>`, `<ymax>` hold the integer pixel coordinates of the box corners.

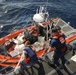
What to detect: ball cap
<box><xmin>51</xmin><ymin>28</ymin><xmax>58</xmax><ymax>33</ymax></box>
<box><xmin>55</xmin><ymin>26</ymin><xmax>61</xmax><ymax>30</ymax></box>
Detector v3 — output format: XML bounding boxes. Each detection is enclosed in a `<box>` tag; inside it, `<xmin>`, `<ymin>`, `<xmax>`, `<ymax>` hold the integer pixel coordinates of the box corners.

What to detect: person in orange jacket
<box><xmin>48</xmin><ymin>28</ymin><xmax>67</xmax><ymax>66</ymax></box>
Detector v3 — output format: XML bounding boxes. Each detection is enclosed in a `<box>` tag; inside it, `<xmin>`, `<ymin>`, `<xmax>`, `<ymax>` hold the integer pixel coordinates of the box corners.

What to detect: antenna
<box><xmin>39</xmin><ymin>6</ymin><xmax>41</xmax><ymax>13</ymax></box>
<box><xmin>45</xmin><ymin>0</ymin><xmax>48</xmax><ymax>9</ymax></box>
<box><xmin>45</xmin><ymin>0</ymin><xmax>50</xmax><ymax>41</ymax></box>
<box><xmin>36</xmin><ymin>9</ymin><xmax>38</xmax><ymax>14</ymax></box>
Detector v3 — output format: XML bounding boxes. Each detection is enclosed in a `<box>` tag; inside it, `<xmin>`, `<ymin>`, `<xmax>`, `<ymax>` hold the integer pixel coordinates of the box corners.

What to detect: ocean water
<box><xmin>0</xmin><ymin>0</ymin><xmax>76</xmax><ymax>38</ymax></box>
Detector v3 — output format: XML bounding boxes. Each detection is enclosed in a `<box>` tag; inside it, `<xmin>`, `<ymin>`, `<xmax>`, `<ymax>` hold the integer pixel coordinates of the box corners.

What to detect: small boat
<box><xmin>0</xmin><ymin>6</ymin><xmax>76</xmax><ymax>75</ymax></box>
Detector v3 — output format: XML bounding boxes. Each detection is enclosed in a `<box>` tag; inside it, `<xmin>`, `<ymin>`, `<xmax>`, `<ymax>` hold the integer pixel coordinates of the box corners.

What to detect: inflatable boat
<box><xmin>0</xmin><ymin>6</ymin><xmax>76</xmax><ymax>75</ymax></box>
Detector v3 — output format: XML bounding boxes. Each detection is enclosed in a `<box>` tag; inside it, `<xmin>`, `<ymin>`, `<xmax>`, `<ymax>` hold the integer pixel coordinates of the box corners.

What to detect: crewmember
<box><xmin>20</xmin><ymin>41</ymin><xmax>38</xmax><ymax>74</ymax></box>
<box><xmin>32</xmin><ymin>25</ymin><xmax>40</xmax><ymax>36</ymax></box>
<box><xmin>48</xmin><ymin>28</ymin><xmax>67</xmax><ymax>66</ymax></box>
<box><xmin>22</xmin><ymin>37</ymin><xmax>27</xmax><ymax>44</ymax></box>
<box><xmin>0</xmin><ymin>39</ymin><xmax>16</xmax><ymax>55</ymax></box>
<box><xmin>31</xmin><ymin>25</ymin><xmax>40</xmax><ymax>43</ymax></box>
<box><xmin>5</xmin><ymin>39</ymin><xmax>16</xmax><ymax>53</ymax></box>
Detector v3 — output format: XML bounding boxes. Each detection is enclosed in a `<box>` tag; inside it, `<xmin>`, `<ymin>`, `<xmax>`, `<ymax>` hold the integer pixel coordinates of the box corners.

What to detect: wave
<box><xmin>0</xmin><ymin>0</ymin><xmax>76</xmax><ymax>37</ymax></box>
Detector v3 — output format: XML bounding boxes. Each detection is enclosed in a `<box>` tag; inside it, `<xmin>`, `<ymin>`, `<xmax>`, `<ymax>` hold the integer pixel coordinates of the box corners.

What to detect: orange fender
<box><xmin>0</xmin><ymin>55</ymin><xmax>20</xmax><ymax>63</ymax></box>
<box><xmin>0</xmin><ymin>63</ymin><xmax>17</xmax><ymax>68</ymax></box>
<box><xmin>66</xmin><ymin>34</ymin><xmax>76</xmax><ymax>44</ymax></box>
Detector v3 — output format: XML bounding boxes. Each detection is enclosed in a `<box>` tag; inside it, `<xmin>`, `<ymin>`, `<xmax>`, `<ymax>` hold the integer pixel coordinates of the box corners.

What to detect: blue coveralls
<box><xmin>50</xmin><ymin>34</ymin><xmax>66</xmax><ymax>65</ymax></box>
<box><xmin>20</xmin><ymin>46</ymin><xmax>38</xmax><ymax>73</ymax></box>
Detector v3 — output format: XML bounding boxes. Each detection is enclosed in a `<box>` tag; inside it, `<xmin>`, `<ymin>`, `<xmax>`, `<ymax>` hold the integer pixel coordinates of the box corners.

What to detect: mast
<box><xmin>45</xmin><ymin>0</ymin><xmax>48</xmax><ymax>10</ymax></box>
<box><xmin>45</xmin><ymin>0</ymin><xmax>49</xmax><ymax>41</ymax></box>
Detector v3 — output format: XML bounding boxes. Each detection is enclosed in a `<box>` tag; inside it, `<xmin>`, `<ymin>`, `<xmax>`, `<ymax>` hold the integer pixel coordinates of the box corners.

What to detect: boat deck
<box><xmin>5</xmin><ymin>47</ymin><xmax>76</xmax><ymax>75</ymax></box>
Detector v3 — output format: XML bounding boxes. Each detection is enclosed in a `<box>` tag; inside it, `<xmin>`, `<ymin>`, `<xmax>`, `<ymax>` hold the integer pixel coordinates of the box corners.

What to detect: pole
<box><xmin>14</xmin><ymin>52</ymin><xmax>24</xmax><ymax>72</ymax></box>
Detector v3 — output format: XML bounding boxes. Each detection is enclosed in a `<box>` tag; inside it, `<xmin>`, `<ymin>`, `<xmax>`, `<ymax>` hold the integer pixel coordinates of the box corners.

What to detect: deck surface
<box><xmin>56</xmin><ymin>19</ymin><xmax>76</xmax><ymax>37</ymax></box>
<box><xmin>5</xmin><ymin>48</ymin><xmax>76</xmax><ymax>75</ymax></box>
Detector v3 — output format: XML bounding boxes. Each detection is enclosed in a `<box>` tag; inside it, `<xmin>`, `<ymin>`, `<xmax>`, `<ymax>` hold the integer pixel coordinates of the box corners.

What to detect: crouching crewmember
<box><xmin>20</xmin><ymin>41</ymin><xmax>38</xmax><ymax>74</ymax></box>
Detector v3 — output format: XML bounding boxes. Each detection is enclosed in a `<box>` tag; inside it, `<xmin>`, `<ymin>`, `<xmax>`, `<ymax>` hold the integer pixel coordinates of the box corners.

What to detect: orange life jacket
<box><xmin>53</xmin><ymin>33</ymin><xmax>67</xmax><ymax>53</ymax></box>
<box><xmin>53</xmin><ymin>33</ymin><xmax>65</xmax><ymax>43</ymax></box>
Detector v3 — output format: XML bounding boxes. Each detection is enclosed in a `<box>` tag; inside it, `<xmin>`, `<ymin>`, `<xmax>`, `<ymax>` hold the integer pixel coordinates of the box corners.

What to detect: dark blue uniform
<box><xmin>20</xmin><ymin>46</ymin><xmax>38</xmax><ymax>73</ymax></box>
<box><xmin>50</xmin><ymin>34</ymin><xmax>66</xmax><ymax>65</ymax></box>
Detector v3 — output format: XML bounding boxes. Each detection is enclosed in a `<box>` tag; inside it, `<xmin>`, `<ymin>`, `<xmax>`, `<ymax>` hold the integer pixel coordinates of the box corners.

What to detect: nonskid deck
<box><xmin>54</xmin><ymin>18</ymin><xmax>76</xmax><ymax>37</ymax></box>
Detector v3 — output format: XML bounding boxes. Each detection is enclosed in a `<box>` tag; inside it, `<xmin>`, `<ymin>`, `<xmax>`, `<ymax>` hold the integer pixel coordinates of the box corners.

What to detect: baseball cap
<box><xmin>55</xmin><ymin>26</ymin><xmax>61</xmax><ymax>30</ymax></box>
<box><xmin>51</xmin><ymin>28</ymin><xmax>58</xmax><ymax>33</ymax></box>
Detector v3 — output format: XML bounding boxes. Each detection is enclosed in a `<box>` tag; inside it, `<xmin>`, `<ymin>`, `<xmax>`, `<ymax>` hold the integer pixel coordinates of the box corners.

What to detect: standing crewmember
<box><xmin>48</xmin><ymin>28</ymin><xmax>67</xmax><ymax>66</ymax></box>
<box><xmin>20</xmin><ymin>41</ymin><xmax>38</xmax><ymax>74</ymax></box>
<box><xmin>31</xmin><ymin>25</ymin><xmax>39</xmax><ymax>43</ymax></box>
